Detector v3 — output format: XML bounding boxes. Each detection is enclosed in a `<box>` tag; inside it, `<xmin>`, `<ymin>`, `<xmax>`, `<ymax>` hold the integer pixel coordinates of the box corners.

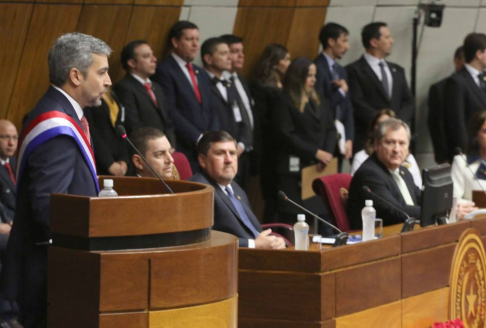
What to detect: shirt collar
<box><xmin>172</xmin><ymin>52</ymin><xmax>189</xmax><ymax>68</ymax></box>
<box><xmin>219</xmin><ymin>183</ymin><xmax>232</xmax><ymax>194</ymax></box>
<box><xmin>322</xmin><ymin>52</ymin><xmax>335</xmax><ymax>69</ymax></box>
<box><xmin>130</xmin><ymin>73</ymin><xmax>151</xmax><ymax>86</ymax></box>
<box><xmin>465</xmin><ymin>63</ymin><xmax>481</xmax><ymax>80</ymax></box>
<box><xmin>0</xmin><ymin>158</ymin><xmax>8</xmax><ymax>166</ymax></box>
<box><xmin>52</xmin><ymin>85</ymin><xmax>83</xmax><ymax>120</ymax></box>
<box><xmin>364</xmin><ymin>52</ymin><xmax>384</xmax><ymax>67</ymax></box>
<box><xmin>222</xmin><ymin>70</ymin><xmax>234</xmax><ymax>80</ymax></box>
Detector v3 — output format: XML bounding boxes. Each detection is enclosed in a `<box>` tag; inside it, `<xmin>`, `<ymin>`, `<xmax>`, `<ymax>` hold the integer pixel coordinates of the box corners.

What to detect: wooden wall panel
<box><xmin>295</xmin><ymin>0</ymin><xmax>329</xmax><ymax>6</ymax></box>
<box><xmin>233</xmin><ymin>7</ymin><xmax>295</xmax><ymax>77</ymax></box>
<box><xmin>0</xmin><ymin>4</ymin><xmax>33</xmax><ymax>119</ymax></box>
<box><xmin>134</xmin><ymin>0</ymin><xmax>182</xmax><ymax>6</ymax></box>
<box><xmin>7</xmin><ymin>4</ymin><xmax>82</xmax><ymax>128</ymax></box>
<box><xmin>335</xmin><ymin>301</ymin><xmax>401</xmax><ymax>328</ymax></box>
<box><xmin>76</xmin><ymin>5</ymin><xmax>133</xmax><ymax>86</ymax></box>
<box><xmin>402</xmin><ymin>288</ymin><xmax>449</xmax><ymax>328</ymax></box>
<box><xmin>239</xmin><ymin>0</ymin><xmax>296</xmax><ymax>6</ymax></box>
<box><xmin>115</xmin><ymin>6</ymin><xmax>181</xmax><ymax>82</ymax></box>
<box><xmin>85</xmin><ymin>0</ymin><xmax>134</xmax><ymax>4</ymax></box>
<box><xmin>286</xmin><ymin>7</ymin><xmax>326</xmax><ymax>60</ymax></box>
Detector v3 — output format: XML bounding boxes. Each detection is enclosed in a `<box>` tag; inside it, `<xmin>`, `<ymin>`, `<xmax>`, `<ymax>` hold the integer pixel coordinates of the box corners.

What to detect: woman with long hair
<box><xmin>273</xmin><ymin>57</ymin><xmax>337</xmax><ymax>229</ymax></box>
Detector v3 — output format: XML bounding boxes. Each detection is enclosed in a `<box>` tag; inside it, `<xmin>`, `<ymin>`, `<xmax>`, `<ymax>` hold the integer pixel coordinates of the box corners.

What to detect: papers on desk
<box><xmin>320</xmin><ymin>235</ymin><xmax>362</xmax><ymax>245</ymax></box>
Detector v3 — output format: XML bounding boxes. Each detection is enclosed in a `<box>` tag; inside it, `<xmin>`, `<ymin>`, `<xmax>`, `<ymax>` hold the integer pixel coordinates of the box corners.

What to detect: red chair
<box><xmin>313</xmin><ymin>173</ymin><xmax>352</xmax><ymax>232</ymax></box>
<box><xmin>172</xmin><ymin>152</ymin><xmax>193</xmax><ymax>180</ymax></box>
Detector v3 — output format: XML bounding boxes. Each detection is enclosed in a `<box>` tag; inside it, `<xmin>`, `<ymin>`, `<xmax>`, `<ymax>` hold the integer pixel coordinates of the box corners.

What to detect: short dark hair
<box><xmin>196</xmin><ymin>131</ymin><xmax>236</xmax><ymax>156</ymax></box>
<box><xmin>454</xmin><ymin>45</ymin><xmax>465</xmax><ymax>60</ymax></box>
<box><xmin>201</xmin><ymin>37</ymin><xmax>226</xmax><ymax>66</ymax></box>
<box><xmin>120</xmin><ymin>40</ymin><xmax>148</xmax><ymax>70</ymax></box>
<box><xmin>361</xmin><ymin>22</ymin><xmax>387</xmax><ymax>49</ymax></box>
<box><xmin>129</xmin><ymin>127</ymin><xmax>166</xmax><ymax>157</ymax></box>
<box><xmin>464</xmin><ymin>33</ymin><xmax>486</xmax><ymax>63</ymax></box>
<box><xmin>467</xmin><ymin>111</ymin><xmax>486</xmax><ymax>154</ymax></box>
<box><xmin>219</xmin><ymin>34</ymin><xmax>243</xmax><ymax>46</ymax></box>
<box><xmin>168</xmin><ymin>20</ymin><xmax>198</xmax><ymax>47</ymax></box>
<box><xmin>319</xmin><ymin>23</ymin><xmax>349</xmax><ymax>49</ymax></box>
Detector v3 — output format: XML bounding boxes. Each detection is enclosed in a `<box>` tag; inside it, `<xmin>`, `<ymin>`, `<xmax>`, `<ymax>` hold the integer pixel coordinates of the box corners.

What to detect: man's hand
<box><xmin>344</xmin><ymin>140</ymin><xmax>353</xmax><ymax>159</ymax></box>
<box><xmin>108</xmin><ymin>161</ymin><xmax>127</xmax><ymax>176</ymax></box>
<box><xmin>0</xmin><ymin>223</ymin><xmax>11</xmax><ymax>235</ymax></box>
<box><xmin>456</xmin><ymin>201</ymin><xmax>478</xmax><ymax>220</ymax></box>
<box><xmin>315</xmin><ymin>149</ymin><xmax>333</xmax><ymax>165</ymax></box>
<box><xmin>332</xmin><ymin>79</ymin><xmax>348</xmax><ymax>93</ymax></box>
<box><xmin>255</xmin><ymin>229</ymin><xmax>286</xmax><ymax>249</ymax></box>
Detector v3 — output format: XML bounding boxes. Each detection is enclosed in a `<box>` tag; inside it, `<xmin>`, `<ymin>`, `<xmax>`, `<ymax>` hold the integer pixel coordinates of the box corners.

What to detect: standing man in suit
<box><xmin>346</xmin><ymin>22</ymin><xmax>415</xmax><ymax>154</ymax></box>
<box><xmin>347</xmin><ymin>119</ymin><xmax>421</xmax><ymax>229</ymax></box>
<box><xmin>3</xmin><ymin>33</ymin><xmax>111</xmax><ymax>327</ymax></box>
<box><xmin>0</xmin><ymin>120</ymin><xmax>18</xmax><ymax>221</ymax></box>
<box><xmin>201</xmin><ymin>37</ymin><xmax>250</xmax><ymax>190</ymax></box>
<box><xmin>220</xmin><ymin>34</ymin><xmax>255</xmax><ymax>189</ymax></box>
<box><xmin>444</xmin><ymin>33</ymin><xmax>486</xmax><ymax>161</ymax></box>
<box><xmin>114</xmin><ymin>40</ymin><xmax>175</xmax><ymax>146</ymax></box>
<box><xmin>427</xmin><ymin>46</ymin><xmax>465</xmax><ymax>164</ymax></box>
<box><xmin>153</xmin><ymin>21</ymin><xmax>219</xmax><ymax>173</ymax></box>
<box><xmin>315</xmin><ymin>23</ymin><xmax>354</xmax><ymax>168</ymax></box>
<box><xmin>190</xmin><ymin>131</ymin><xmax>285</xmax><ymax>249</ymax></box>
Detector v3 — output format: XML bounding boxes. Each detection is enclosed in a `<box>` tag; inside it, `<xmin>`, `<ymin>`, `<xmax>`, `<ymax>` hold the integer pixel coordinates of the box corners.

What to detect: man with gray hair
<box><xmin>3</xmin><ymin>32</ymin><xmax>112</xmax><ymax>327</ymax></box>
<box><xmin>347</xmin><ymin>118</ymin><xmax>421</xmax><ymax>230</ymax></box>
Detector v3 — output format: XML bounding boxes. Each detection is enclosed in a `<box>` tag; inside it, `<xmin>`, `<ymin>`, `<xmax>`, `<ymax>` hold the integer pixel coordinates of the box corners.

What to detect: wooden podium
<box><xmin>238</xmin><ymin>219</ymin><xmax>486</xmax><ymax>327</ymax></box>
<box><xmin>47</xmin><ymin>176</ymin><xmax>238</xmax><ymax>328</ymax></box>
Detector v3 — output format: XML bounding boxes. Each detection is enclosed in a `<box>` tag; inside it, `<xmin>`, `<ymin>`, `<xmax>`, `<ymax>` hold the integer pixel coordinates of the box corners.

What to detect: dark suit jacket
<box><xmin>153</xmin><ymin>56</ymin><xmax>219</xmax><ymax>171</ymax></box>
<box><xmin>427</xmin><ymin>78</ymin><xmax>449</xmax><ymax>164</ymax></box>
<box><xmin>0</xmin><ymin>157</ymin><xmax>16</xmax><ymax>222</ymax></box>
<box><xmin>84</xmin><ymin>94</ymin><xmax>133</xmax><ymax>176</ymax></box>
<box><xmin>347</xmin><ymin>153</ymin><xmax>421</xmax><ymax>229</ymax></box>
<box><xmin>444</xmin><ymin>67</ymin><xmax>486</xmax><ymax>161</ymax></box>
<box><xmin>113</xmin><ymin>74</ymin><xmax>175</xmax><ymax>146</ymax></box>
<box><xmin>346</xmin><ymin>56</ymin><xmax>415</xmax><ymax>152</ymax></box>
<box><xmin>314</xmin><ymin>53</ymin><xmax>354</xmax><ymax>141</ymax></box>
<box><xmin>210</xmin><ymin>80</ymin><xmax>249</xmax><ymax>148</ymax></box>
<box><xmin>189</xmin><ymin>172</ymin><xmax>262</xmax><ymax>247</ymax></box>
<box><xmin>3</xmin><ymin>87</ymin><xmax>99</xmax><ymax>303</ymax></box>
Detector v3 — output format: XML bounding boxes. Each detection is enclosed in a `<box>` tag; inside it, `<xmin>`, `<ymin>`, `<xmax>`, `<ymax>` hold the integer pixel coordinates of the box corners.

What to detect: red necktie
<box><xmin>144</xmin><ymin>82</ymin><xmax>158</xmax><ymax>107</ymax></box>
<box><xmin>186</xmin><ymin>63</ymin><xmax>202</xmax><ymax>103</ymax></box>
<box><xmin>80</xmin><ymin>116</ymin><xmax>91</xmax><ymax>145</ymax></box>
<box><xmin>4</xmin><ymin>162</ymin><xmax>15</xmax><ymax>185</ymax></box>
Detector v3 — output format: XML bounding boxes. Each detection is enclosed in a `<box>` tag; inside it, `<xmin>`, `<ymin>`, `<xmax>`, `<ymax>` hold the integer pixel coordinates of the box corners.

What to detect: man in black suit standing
<box><xmin>114</xmin><ymin>40</ymin><xmax>175</xmax><ymax>148</ymax></box>
<box><xmin>189</xmin><ymin>131</ymin><xmax>285</xmax><ymax>249</ymax></box>
<box><xmin>315</xmin><ymin>23</ymin><xmax>354</xmax><ymax>167</ymax></box>
<box><xmin>153</xmin><ymin>21</ymin><xmax>219</xmax><ymax>173</ymax></box>
<box><xmin>444</xmin><ymin>33</ymin><xmax>486</xmax><ymax>161</ymax></box>
<box><xmin>201</xmin><ymin>38</ymin><xmax>250</xmax><ymax>189</ymax></box>
<box><xmin>427</xmin><ymin>46</ymin><xmax>465</xmax><ymax>164</ymax></box>
<box><xmin>220</xmin><ymin>34</ymin><xmax>255</xmax><ymax>190</ymax></box>
<box><xmin>347</xmin><ymin>119</ymin><xmax>421</xmax><ymax>229</ymax></box>
<box><xmin>346</xmin><ymin>22</ymin><xmax>414</xmax><ymax>153</ymax></box>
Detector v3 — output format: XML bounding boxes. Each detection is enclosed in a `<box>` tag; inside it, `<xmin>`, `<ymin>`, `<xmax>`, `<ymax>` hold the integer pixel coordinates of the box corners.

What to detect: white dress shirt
<box><xmin>451</xmin><ymin>155</ymin><xmax>486</xmax><ymax>202</ymax></box>
<box><xmin>223</xmin><ymin>71</ymin><xmax>254</xmax><ymax>128</ymax></box>
<box><xmin>172</xmin><ymin>52</ymin><xmax>197</xmax><ymax>88</ymax></box>
<box><xmin>206</xmin><ymin>70</ymin><xmax>228</xmax><ymax>101</ymax></box>
<box><xmin>52</xmin><ymin>85</ymin><xmax>83</xmax><ymax>120</ymax></box>
<box><xmin>363</xmin><ymin>52</ymin><xmax>393</xmax><ymax>97</ymax></box>
<box><xmin>464</xmin><ymin>63</ymin><xmax>482</xmax><ymax>88</ymax></box>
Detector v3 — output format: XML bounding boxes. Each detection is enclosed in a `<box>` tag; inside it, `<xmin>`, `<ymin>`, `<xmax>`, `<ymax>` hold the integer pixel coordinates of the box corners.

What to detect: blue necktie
<box><xmin>225</xmin><ymin>186</ymin><xmax>259</xmax><ymax>238</ymax></box>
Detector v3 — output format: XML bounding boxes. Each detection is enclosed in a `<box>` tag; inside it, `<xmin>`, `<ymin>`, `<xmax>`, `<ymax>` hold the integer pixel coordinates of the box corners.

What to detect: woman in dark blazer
<box><xmin>274</xmin><ymin>57</ymin><xmax>337</xmax><ymax>228</ymax></box>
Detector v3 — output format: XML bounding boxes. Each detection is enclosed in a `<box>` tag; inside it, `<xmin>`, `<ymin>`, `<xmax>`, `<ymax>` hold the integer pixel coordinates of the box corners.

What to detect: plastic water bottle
<box><xmin>294</xmin><ymin>214</ymin><xmax>309</xmax><ymax>250</ymax></box>
<box><xmin>99</xmin><ymin>179</ymin><xmax>118</xmax><ymax>197</ymax></box>
<box><xmin>362</xmin><ymin>200</ymin><xmax>376</xmax><ymax>241</ymax></box>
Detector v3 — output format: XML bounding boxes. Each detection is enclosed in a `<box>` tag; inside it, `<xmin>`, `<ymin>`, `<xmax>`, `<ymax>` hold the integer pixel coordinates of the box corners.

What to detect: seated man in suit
<box><xmin>201</xmin><ymin>37</ymin><xmax>250</xmax><ymax>189</ymax></box>
<box><xmin>427</xmin><ymin>46</ymin><xmax>465</xmax><ymax>164</ymax></box>
<box><xmin>347</xmin><ymin>118</ymin><xmax>421</xmax><ymax>229</ymax></box>
<box><xmin>129</xmin><ymin>127</ymin><xmax>179</xmax><ymax>180</ymax></box>
<box><xmin>444</xmin><ymin>33</ymin><xmax>486</xmax><ymax>161</ymax></box>
<box><xmin>190</xmin><ymin>131</ymin><xmax>285</xmax><ymax>249</ymax></box>
<box><xmin>346</xmin><ymin>22</ymin><xmax>414</xmax><ymax>153</ymax></box>
<box><xmin>153</xmin><ymin>21</ymin><xmax>219</xmax><ymax>173</ymax></box>
<box><xmin>315</xmin><ymin>23</ymin><xmax>354</xmax><ymax>166</ymax></box>
<box><xmin>114</xmin><ymin>40</ymin><xmax>175</xmax><ymax>146</ymax></box>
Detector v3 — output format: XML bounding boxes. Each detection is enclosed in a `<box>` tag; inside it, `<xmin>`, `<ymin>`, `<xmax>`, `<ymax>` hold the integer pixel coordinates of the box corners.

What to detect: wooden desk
<box><xmin>238</xmin><ymin>219</ymin><xmax>486</xmax><ymax>327</ymax></box>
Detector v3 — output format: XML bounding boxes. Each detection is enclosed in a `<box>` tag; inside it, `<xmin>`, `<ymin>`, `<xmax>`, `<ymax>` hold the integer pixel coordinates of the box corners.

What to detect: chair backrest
<box><xmin>313</xmin><ymin>173</ymin><xmax>352</xmax><ymax>232</ymax></box>
<box><xmin>172</xmin><ymin>152</ymin><xmax>193</xmax><ymax>180</ymax></box>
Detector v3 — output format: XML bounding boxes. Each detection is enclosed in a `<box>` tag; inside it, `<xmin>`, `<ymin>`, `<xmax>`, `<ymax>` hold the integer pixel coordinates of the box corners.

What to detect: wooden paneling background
<box><xmin>0</xmin><ymin>0</ymin><xmax>328</xmax><ymax>130</ymax></box>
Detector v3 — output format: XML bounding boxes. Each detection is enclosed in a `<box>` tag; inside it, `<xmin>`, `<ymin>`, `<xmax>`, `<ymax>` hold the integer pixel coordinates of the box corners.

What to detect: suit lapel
<box><xmin>461</xmin><ymin>68</ymin><xmax>486</xmax><ymax>104</ymax></box>
<box><xmin>399</xmin><ymin>167</ymin><xmax>417</xmax><ymax>205</ymax></box>
<box><xmin>360</xmin><ymin>57</ymin><xmax>390</xmax><ymax>102</ymax></box>
<box><xmin>0</xmin><ymin>165</ymin><xmax>15</xmax><ymax>193</ymax></box>
<box><xmin>389</xmin><ymin>63</ymin><xmax>399</xmax><ymax>101</ymax></box>
<box><xmin>211</xmin><ymin>83</ymin><xmax>229</xmax><ymax>105</ymax></box>
<box><xmin>214</xmin><ymin>183</ymin><xmax>243</xmax><ymax>220</ymax></box>
<box><xmin>170</xmin><ymin>57</ymin><xmax>201</xmax><ymax>104</ymax></box>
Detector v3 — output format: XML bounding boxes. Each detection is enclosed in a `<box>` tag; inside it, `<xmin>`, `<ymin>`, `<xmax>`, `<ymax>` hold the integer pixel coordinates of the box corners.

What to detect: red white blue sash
<box><xmin>17</xmin><ymin>111</ymin><xmax>99</xmax><ymax>192</ymax></box>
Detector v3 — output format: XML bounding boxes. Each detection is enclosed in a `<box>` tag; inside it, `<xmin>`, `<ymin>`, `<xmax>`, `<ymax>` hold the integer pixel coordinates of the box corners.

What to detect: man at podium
<box><xmin>190</xmin><ymin>131</ymin><xmax>285</xmax><ymax>249</ymax></box>
<box><xmin>3</xmin><ymin>33</ymin><xmax>112</xmax><ymax>328</ymax></box>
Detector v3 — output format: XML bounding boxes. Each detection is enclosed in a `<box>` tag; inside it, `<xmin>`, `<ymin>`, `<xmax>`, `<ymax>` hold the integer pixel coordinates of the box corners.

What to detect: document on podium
<box><xmin>301</xmin><ymin>158</ymin><xmax>338</xmax><ymax>200</ymax></box>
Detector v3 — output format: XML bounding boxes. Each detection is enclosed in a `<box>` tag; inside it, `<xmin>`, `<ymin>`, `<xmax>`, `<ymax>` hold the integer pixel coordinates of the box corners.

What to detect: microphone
<box><xmin>361</xmin><ymin>186</ymin><xmax>418</xmax><ymax>233</ymax></box>
<box><xmin>116</xmin><ymin>125</ymin><xmax>173</xmax><ymax>194</ymax></box>
<box><xmin>278</xmin><ymin>191</ymin><xmax>348</xmax><ymax>247</ymax></box>
<box><xmin>455</xmin><ymin>147</ymin><xmax>486</xmax><ymax>195</ymax></box>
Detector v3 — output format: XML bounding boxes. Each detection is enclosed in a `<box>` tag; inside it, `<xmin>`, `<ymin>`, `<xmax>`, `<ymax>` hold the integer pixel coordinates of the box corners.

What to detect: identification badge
<box><xmin>232</xmin><ymin>101</ymin><xmax>242</xmax><ymax>122</ymax></box>
<box><xmin>289</xmin><ymin>156</ymin><xmax>300</xmax><ymax>172</ymax></box>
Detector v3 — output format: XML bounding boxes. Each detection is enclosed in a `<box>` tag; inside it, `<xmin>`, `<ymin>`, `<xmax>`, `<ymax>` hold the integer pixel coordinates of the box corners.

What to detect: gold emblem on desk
<box><xmin>450</xmin><ymin>228</ymin><xmax>486</xmax><ymax>327</ymax></box>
